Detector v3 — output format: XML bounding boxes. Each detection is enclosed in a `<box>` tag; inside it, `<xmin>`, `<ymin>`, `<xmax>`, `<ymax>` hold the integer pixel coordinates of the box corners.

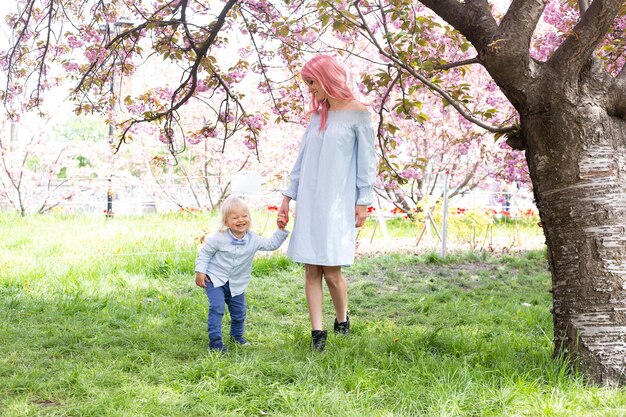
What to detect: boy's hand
<box><xmin>195</xmin><ymin>272</ymin><xmax>208</xmax><ymax>288</ymax></box>
<box><xmin>277</xmin><ymin>213</ymin><xmax>288</xmax><ymax>230</ymax></box>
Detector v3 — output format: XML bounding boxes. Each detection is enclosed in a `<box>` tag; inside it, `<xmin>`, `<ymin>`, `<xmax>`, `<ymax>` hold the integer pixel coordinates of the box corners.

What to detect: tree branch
<box><xmin>239</xmin><ymin>11</ymin><xmax>285</xmax><ymax>121</ymax></box>
<box><xmin>497</xmin><ymin>0</ymin><xmax>548</xmax><ymax>59</ymax></box>
<box><xmin>113</xmin><ymin>0</ymin><xmax>239</xmax><ymax>153</ymax></box>
<box><xmin>449</xmin><ymin>162</ymin><xmax>479</xmax><ymax>199</ymax></box>
<box><xmin>178</xmin><ymin>0</ymin><xmax>199</xmax><ymax>55</ymax></box>
<box><xmin>548</xmin><ymin>0</ymin><xmax>623</xmax><ymax>77</ymax></box>
<box><xmin>433</xmin><ymin>57</ymin><xmax>480</xmax><ymax>71</ymax></box>
<box><xmin>375</xmin><ymin>70</ymin><xmax>402</xmax><ymax>178</ymax></box>
<box><xmin>418</xmin><ymin>0</ymin><xmax>498</xmax><ymax>50</ymax></box>
<box><xmin>578</xmin><ymin>0</ymin><xmax>590</xmax><ymax>14</ymax></box>
<box><xmin>3</xmin><ymin>0</ymin><xmax>36</xmax><ymax>107</ymax></box>
<box><xmin>29</xmin><ymin>0</ymin><xmax>56</xmax><ymax>108</ymax></box>
<box><xmin>346</xmin><ymin>2</ymin><xmax>514</xmax><ymax>134</ymax></box>
<box><xmin>420</xmin><ymin>0</ymin><xmax>545</xmax><ymax>110</ymax></box>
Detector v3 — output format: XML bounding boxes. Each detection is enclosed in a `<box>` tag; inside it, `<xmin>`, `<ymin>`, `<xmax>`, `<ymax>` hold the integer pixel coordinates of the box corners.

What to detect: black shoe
<box><xmin>334</xmin><ymin>315</ymin><xmax>350</xmax><ymax>335</ymax></box>
<box><xmin>311</xmin><ymin>330</ymin><xmax>327</xmax><ymax>352</ymax></box>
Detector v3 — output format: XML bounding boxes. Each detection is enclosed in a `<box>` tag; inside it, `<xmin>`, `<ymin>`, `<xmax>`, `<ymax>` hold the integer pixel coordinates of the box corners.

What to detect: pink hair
<box><xmin>301</xmin><ymin>54</ymin><xmax>356</xmax><ymax>131</ymax></box>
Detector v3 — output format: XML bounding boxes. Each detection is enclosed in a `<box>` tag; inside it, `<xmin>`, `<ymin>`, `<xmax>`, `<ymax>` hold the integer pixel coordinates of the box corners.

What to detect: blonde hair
<box><xmin>219</xmin><ymin>196</ymin><xmax>252</xmax><ymax>232</ymax></box>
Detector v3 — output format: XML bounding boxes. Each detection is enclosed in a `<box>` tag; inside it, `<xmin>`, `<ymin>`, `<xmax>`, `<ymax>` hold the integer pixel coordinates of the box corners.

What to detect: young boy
<box><xmin>195</xmin><ymin>196</ymin><xmax>289</xmax><ymax>352</ymax></box>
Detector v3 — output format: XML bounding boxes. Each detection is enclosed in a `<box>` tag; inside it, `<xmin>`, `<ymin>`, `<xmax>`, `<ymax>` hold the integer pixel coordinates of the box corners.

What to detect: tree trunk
<box><xmin>417</xmin><ymin>0</ymin><xmax>626</xmax><ymax>386</ymax></box>
<box><xmin>523</xmin><ymin>78</ymin><xmax>626</xmax><ymax>385</ymax></box>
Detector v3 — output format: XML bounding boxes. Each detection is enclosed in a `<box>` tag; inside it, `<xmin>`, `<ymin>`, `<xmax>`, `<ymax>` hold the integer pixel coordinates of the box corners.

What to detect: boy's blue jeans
<box><xmin>204</xmin><ymin>280</ymin><xmax>246</xmax><ymax>343</ymax></box>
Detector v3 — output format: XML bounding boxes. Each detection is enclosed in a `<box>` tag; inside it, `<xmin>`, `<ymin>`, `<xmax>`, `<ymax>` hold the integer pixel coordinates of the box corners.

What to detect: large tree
<box><xmin>418</xmin><ymin>0</ymin><xmax>626</xmax><ymax>386</ymax></box>
<box><xmin>3</xmin><ymin>0</ymin><xmax>626</xmax><ymax>385</ymax></box>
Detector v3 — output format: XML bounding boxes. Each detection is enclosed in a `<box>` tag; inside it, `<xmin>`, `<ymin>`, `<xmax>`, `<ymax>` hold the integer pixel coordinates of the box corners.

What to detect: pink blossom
<box><xmin>384</xmin><ymin>180</ymin><xmax>399</xmax><ymax>190</ymax></box>
<box><xmin>187</xmin><ymin>136</ymin><xmax>202</xmax><ymax>145</ymax></box>
<box><xmin>0</xmin><ymin>54</ymin><xmax>8</xmax><ymax>71</ymax></box>
<box><xmin>227</xmin><ymin>69</ymin><xmax>246</xmax><ymax>83</ymax></box>
<box><xmin>63</xmin><ymin>62</ymin><xmax>80</xmax><ymax>71</ymax></box>
<box><xmin>238</xmin><ymin>47</ymin><xmax>252</xmax><ymax>59</ymax></box>
<box><xmin>242</xmin><ymin>114</ymin><xmax>265</xmax><ymax>130</ymax></box>
<box><xmin>243</xmin><ymin>138</ymin><xmax>257</xmax><ymax>150</ymax></box>
<box><xmin>257</xmin><ymin>81</ymin><xmax>269</xmax><ymax>94</ymax></box>
<box><xmin>67</xmin><ymin>35</ymin><xmax>84</xmax><ymax>49</ymax></box>
<box><xmin>84</xmin><ymin>47</ymin><xmax>105</xmax><ymax>63</ymax></box>
<box><xmin>195</xmin><ymin>80</ymin><xmax>209</xmax><ymax>93</ymax></box>
<box><xmin>399</xmin><ymin>167</ymin><xmax>423</xmax><ymax>180</ymax></box>
<box><xmin>456</xmin><ymin>142</ymin><xmax>471</xmax><ymax>156</ymax></box>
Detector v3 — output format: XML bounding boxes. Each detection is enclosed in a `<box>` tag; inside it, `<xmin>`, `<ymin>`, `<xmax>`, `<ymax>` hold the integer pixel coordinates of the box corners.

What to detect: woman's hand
<box><xmin>277</xmin><ymin>197</ymin><xmax>290</xmax><ymax>229</ymax></box>
<box><xmin>355</xmin><ymin>205</ymin><xmax>369</xmax><ymax>228</ymax></box>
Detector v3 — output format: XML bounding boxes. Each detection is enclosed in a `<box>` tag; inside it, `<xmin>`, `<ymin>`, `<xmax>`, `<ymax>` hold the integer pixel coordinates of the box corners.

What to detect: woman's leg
<box><xmin>322</xmin><ymin>266</ymin><xmax>348</xmax><ymax>323</ymax></box>
<box><xmin>305</xmin><ymin>264</ymin><xmax>324</xmax><ymax>330</ymax></box>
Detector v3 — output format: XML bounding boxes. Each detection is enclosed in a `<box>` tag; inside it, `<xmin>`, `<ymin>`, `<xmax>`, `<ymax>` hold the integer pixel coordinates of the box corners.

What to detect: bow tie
<box><xmin>228</xmin><ymin>230</ymin><xmax>247</xmax><ymax>245</ymax></box>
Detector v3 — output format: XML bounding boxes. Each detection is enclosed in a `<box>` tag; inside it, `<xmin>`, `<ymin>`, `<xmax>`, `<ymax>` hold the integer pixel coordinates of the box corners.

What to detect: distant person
<box><xmin>195</xmin><ymin>196</ymin><xmax>289</xmax><ymax>352</ymax></box>
<box><xmin>277</xmin><ymin>54</ymin><xmax>377</xmax><ymax>351</ymax></box>
<box><xmin>502</xmin><ymin>181</ymin><xmax>515</xmax><ymax>214</ymax></box>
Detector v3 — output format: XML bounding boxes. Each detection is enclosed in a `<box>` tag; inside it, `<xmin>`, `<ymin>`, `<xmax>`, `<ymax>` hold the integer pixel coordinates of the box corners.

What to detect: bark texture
<box><xmin>522</xmin><ymin>68</ymin><xmax>626</xmax><ymax>385</ymax></box>
<box><xmin>420</xmin><ymin>0</ymin><xmax>626</xmax><ymax>385</ymax></box>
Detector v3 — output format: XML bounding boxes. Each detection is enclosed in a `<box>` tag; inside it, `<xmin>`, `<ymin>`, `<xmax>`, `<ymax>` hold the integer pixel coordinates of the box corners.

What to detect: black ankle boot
<box><xmin>334</xmin><ymin>315</ymin><xmax>350</xmax><ymax>335</ymax></box>
<box><xmin>311</xmin><ymin>330</ymin><xmax>327</xmax><ymax>352</ymax></box>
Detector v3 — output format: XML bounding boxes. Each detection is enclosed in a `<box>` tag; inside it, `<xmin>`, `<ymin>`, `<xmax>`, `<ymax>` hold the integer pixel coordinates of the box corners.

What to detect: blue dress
<box><xmin>283</xmin><ymin>110</ymin><xmax>376</xmax><ymax>266</ymax></box>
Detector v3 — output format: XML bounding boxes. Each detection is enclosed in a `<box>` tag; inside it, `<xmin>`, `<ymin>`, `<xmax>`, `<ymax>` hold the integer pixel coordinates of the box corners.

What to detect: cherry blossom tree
<box><xmin>349</xmin><ymin>0</ymin><xmax>626</xmax><ymax>385</ymax></box>
<box><xmin>0</xmin><ymin>114</ymin><xmax>95</xmax><ymax>215</ymax></box>
<box><xmin>129</xmin><ymin>58</ymin><xmax>301</xmax><ymax>211</ymax></box>
<box><xmin>370</xmin><ymin>61</ymin><xmax>526</xmax><ymax>215</ymax></box>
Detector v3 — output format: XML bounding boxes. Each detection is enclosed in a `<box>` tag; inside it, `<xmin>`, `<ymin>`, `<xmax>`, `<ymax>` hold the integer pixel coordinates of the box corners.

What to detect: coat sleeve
<box><xmin>195</xmin><ymin>234</ymin><xmax>219</xmax><ymax>274</ymax></box>
<box><xmin>354</xmin><ymin>117</ymin><xmax>376</xmax><ymax>206</ymax></box>
<box><xmin>283</xmin><ymin>124</ymin><xmax>311</xmax><ymax>201</ymax></box>
<box><xmin>255</xmin><ymin>229</ymin><xmax>289</xmax><ymax>251</ymax></box>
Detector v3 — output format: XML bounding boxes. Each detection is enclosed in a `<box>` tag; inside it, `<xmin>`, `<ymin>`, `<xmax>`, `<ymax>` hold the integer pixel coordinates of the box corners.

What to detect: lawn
<box><xmin>1</xmin><ymin>213</ymin><xmax>625</xmax><ymax>416</ymax></box>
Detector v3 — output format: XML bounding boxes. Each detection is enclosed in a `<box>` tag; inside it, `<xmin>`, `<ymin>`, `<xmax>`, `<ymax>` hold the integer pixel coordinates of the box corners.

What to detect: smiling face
<box><xmin>304</xmin><ymin>78</ymin><xmax>328</xmax><ymax>102</ymax></box>
<box><xmin>225</xmin><ymin>206</ymin><xmax>250</xmax><ymax>238</ymax></box>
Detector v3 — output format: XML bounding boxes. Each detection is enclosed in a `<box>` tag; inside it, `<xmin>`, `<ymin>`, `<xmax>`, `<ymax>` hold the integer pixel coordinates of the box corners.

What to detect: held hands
<box><xmin>276</xmin><ymin>199</ymin><xmax>368</xmax><ymax>227</ymax></box>
<box><xmin>277</xmin><ymin>197</ymin><xmax>290</xmax><ymax>229</ymax></box>
<box><xmin>277</xmin><ymin>213</ymin><xmax>288</xmax><ymax>230</ymax></box>
<box><xmin>195</xmin><ymin>272</ymin><xmax>208</xmax><ymax>288</ymax></box>
<box><xmin>355</xmin><ymin>205</ymin><xmax>369</xmax><ymax>228</ymax></box>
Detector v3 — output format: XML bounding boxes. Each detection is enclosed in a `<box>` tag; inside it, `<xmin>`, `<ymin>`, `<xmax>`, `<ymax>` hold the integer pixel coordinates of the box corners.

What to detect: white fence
<box><xmin>0</xmin><ymin>172</ymin><xmax>537</xmax><ymax>218</ymax></box>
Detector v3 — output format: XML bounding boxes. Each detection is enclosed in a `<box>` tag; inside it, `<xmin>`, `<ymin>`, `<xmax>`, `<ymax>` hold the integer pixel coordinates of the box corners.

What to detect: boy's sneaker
<box><xmin>311</xmin><ymin>330</ymin><xmax>327</xmax><ymax>352</ymax></box>
<box><xmin>230</xmin><ymin>336</ymin><xmax>251</xmax><ymax>346</ymax></box>
<box><xmin>334</xmin><ymin>315</ymin><xmax>350</xmax><ymax>335</ymax></box>
<box><xmin>209</xmin><ymin>339</ymin><xmax>227</xmax><ymax>353</ymax></box>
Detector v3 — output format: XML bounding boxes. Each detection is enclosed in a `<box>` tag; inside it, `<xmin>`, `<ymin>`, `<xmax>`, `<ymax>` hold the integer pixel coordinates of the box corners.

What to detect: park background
<box><xmin>2</xmin><ymin>0</ymin><xmax>626</xmax><ymax>416</ymax></box>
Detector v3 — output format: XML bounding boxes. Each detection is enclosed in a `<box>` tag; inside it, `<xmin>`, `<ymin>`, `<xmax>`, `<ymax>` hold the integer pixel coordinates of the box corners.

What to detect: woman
<box><xmin>277</xmin><ymin>54</ymin><xmax>376</xmax><ymax>351</ymax></box>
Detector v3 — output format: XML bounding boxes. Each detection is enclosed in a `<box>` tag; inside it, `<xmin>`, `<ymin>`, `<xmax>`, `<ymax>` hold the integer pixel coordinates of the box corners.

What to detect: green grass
<box><xmin>1</xmin><ymin>213</ymin><xmax>625</xmax><ymax>416</ymax></box>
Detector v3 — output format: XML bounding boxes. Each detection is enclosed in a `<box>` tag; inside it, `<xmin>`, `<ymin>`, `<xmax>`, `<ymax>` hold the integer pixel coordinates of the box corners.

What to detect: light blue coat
<box><xmin>284</xmin><ymin>110</ymin><xmax>376</xmax><ymax>266</ymax></box>
<box><xmin>195</xmin><ymin>229</ymin><xmax>289</xmax><ymax>296</ymax></box>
